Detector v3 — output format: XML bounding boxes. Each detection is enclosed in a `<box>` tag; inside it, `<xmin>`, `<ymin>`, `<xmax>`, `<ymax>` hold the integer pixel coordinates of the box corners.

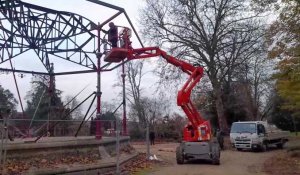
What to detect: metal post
<box><xmin>95</xmin><ymin>25</ymin><xmax>102</xmax><ymax>139</ymax></box>
<box><xmin>47</xmin><ymin>98</ymin><xmax>51</xmax><ymax>134</ymax></box>
<box><xmin>121</xmin><ymin>60</ymin><xmax>127</xmax><ymax>135</ymax></box>
<box><xmin>116</xmin><ymin>118</ymin><xmax>120</xmax><ymax>175</ymax></box>
<box><xmin>29</xmin><ymin>89</ymin><xmax>46</xmax><ymax>129</ymax></box>
<box><xmin>1</xmin><ymin>111</ymin><xmax>9</xmax><ymax>174</ymax></box>
<box><xmin>3</xmin><ymin>114</ymin><xmax>8</xmax><ymax>173</ymax></box>
<box><xmin>9</xmin><ymin>58</ymin><xmax>25</xmax><ymax>119</ymax></box>
<box><xmin>0</xmin><ymin>112</ymin><xmax>4</xmax><ymax>172</ymax></box>
<box><xmin>146</xmin><ymin>122</ymin><xmax>150</xmax><ymax>160</ymax></box>
<box><xmin>47</xmin><ymin>63</ymin><xmax>54</xmax><ymax>135</ymax></box>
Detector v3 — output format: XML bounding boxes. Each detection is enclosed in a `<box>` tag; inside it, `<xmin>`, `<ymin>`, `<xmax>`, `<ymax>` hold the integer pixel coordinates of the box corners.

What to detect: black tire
<box><xmin>211</xmin><ymin>143</ymin><xmax>220</xmax><ymax>165</ymax></box>
<box><xmin>276</xmin><ymin>140</ymin><xmax>284</xmax><ymax>149</ymax></box>
<box><xmin>236</xmin><ymin>148</ymin><xmax>243</xmax><ymax>151</ymax></box>
<box><xmin>212</xmin><ymin>158</ymin><xmax>220</xmax><ymax>165</ymax></box>
<box><xmin>211</xmin><ymin>152</ymin><xmax>220</xmax><ymax>165</ymax></box>
<box><xmin>176</xmin><ymin>146</ymin><xmax>184</xmax><ymax>164</ymax></box>
<box><xmin>261</xmin><ymin>143</ymin><xmax>268</xmax><ymax>152</ymax></box>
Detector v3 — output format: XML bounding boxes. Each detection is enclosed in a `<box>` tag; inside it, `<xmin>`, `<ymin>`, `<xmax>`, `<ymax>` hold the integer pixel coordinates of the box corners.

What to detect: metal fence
<box><xmin>0</xmin><ymin>118</ymin><xmax>122</xmax><ymax>139</ymax></box>
<box><xmin>0</xmin><ymin>118</ymin><xmax>131</xmax><ymax>175</ymax></box>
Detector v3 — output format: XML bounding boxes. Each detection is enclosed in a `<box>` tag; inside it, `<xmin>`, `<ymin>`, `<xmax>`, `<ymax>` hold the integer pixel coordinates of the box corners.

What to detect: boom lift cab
<box><xmin>104</xmin><ymin>27</ymin><xmax>220</xmax><ymax>165</ymax></box>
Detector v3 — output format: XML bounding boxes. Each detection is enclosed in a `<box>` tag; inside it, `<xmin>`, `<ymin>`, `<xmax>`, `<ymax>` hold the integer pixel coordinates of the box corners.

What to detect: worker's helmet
<box><xmin>109</xmin><ymin>22</ymin><xmax>114</xmax><ymax>27</ymax></box>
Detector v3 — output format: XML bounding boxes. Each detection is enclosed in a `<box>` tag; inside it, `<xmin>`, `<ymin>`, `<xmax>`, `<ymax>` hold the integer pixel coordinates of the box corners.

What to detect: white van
<box><xmin>230</xmin><ymin>121</ymin><xmax>289</xmax><ymax>151</ymax></box>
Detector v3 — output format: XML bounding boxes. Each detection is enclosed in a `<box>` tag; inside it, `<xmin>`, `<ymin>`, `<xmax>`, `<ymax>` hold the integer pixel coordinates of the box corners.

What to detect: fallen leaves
<box><xmin>0</xmin><ymin>145</ymin><xmax>165</xmax><ymax>175</ymax></box>
<box><xmin>102</xmin><ymin>153</ymin><xmax>168</xmax><ymax>175</ymax></box>
<box><xmin>123</xmin><ymin>153</ymin><xmax>168</xmax><ymax>175</ymax></box>
<box><xmin>121</xmin><ymin>145</ymin><xmax>135</xmax><ymax>154</ymax></box>
<box><xmin>0</xmin><ymin>151</ymin><xmax>99</xmax><ymax>175</ymax></box>
<box><xmin>264</xmin><ymin>152</ymin><xmax>300</xmax><ymax>175</ymax></box>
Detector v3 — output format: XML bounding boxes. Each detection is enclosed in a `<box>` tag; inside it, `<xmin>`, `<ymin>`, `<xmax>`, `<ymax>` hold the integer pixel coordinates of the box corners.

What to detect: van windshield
<box><xmin>231</xmin><ymin>123</ymin><xmax>256</xmax><ymax>133</ymax></box>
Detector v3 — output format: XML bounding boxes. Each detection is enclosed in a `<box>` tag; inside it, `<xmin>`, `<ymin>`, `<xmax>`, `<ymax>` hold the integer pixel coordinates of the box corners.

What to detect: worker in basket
<box><xmin>107</xmin><ymin>22</ymin><xmax>118</xmax><ymax>48</ymax></box>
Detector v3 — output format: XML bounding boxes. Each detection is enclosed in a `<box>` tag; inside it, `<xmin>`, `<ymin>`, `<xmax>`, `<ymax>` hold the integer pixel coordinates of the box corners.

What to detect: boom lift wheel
<box><xmin>176</xmin><ymin>145</ymin><xmax>184</xmax><ymax>164</ymax></box>
<box><xmin>211</xmin><ymin>150</ymin><xmax>220</xmax><ymax>165</ymax></box>
<box><xmin>211</xmin><ymin>139</ymin><xmax>221</xmax><ymax>165</ymax></box>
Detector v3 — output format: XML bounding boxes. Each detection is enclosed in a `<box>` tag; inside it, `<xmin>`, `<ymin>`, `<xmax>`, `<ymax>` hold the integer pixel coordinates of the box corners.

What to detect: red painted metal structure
<box><xmin>104</xmin><ymin>29</ymin><xmax>212</xmax><ymax>142</ymax></box>
<box><xmin>0</xmin><ymin>0</ymin><xmax>146</xmax><ymax>140</ymax></box>
<box><xmin>1</xmin><ymin>0</ymin><xmax>210</xmax><ymax>141</ymax></box>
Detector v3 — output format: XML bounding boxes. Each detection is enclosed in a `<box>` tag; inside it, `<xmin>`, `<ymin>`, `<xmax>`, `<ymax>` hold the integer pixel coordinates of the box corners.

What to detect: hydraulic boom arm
<box><xmin>128</xmin><ymin>47</ymin><xmax>205</xmax><ymax>128</ymax></box>
<box><xmin>104</xmin><ymin>28</ymin><xmax>211</xmax><ymax>142</ymax></box>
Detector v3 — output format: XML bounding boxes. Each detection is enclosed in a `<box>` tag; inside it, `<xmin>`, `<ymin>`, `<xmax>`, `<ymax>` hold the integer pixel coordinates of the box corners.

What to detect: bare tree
<box><xmin>65</xmin><ymin>96</ymin><xmax>83</xmax><ymax>120</ymax></box>
<box><xmin>124</xmin><ymin>61</ymin><xmax>146</xmax><ymax>126</ymax></box>
<box><xmin>125</xmin><ymin>61</ymin><xmax>144</xmax><ymax>104</ymax></box>
<box><xmin>155</xmin><ymin>113</ymin><xmax>186</xmax><ymax>140</ymax></box>
<box><xmin>101</xmin><ymin>101</ymin><xmax>117</xmax><ymax>114</ymax></box>
<box><xmin>222</xmin><ymin>51</ymin><xmax>274</xmax><ymax>121</ymax></box>
<box><xmin>130</xmin><ymin>96</ymin><xmax>169</xmax><ymax>127</ymax></box>
<box><xmin>114</xmin><ymin>60</ymin><xmax>144</xmax><ymax>121</ymax></box>
<box><xmin>140</xmin><ymin>0</ymin><xmax>265</xmax><ymax>132</ymax></box>
<box><xmin>117</xmin><ymin>60</ymin><xmax>170</xmax><ymax>130</ymax></box>
<box><xmin>249</xmin><ymin>55</ymin><xmax>274</xmax><ymax>120</ymax></box>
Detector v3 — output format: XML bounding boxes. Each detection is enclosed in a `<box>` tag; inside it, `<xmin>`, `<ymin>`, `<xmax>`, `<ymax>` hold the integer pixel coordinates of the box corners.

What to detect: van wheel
<box><xmin>261</xmin><ymin>143</ymin><xmax>268</xmax><ymax>152</ymax></box>
<box><xmin>276</xmin><ymin>140</ymin><xmax>284</xmax><ymax>149</ymax></box>
<box><xmin>176</xmin><ymin>145</ymin><xmax>184</xmax><ymax>164</ymax></box>
<box><xmin>237</xmin><ymin>148</ymin><xmax>242</xmax><ymax>151</ymax></box>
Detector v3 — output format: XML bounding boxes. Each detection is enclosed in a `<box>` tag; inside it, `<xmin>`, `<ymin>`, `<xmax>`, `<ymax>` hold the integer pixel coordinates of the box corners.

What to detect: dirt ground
<box><xmin>132</xmin><ymin>142</ymin><xmax>283</xmax><ymax>175</ymax></box>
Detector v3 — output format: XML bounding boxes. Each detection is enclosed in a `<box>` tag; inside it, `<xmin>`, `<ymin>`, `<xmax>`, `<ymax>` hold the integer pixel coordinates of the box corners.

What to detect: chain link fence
<box><xmin>0</xmin><ymin>118</ymin><xmax>123</xmax><ymax>139</ymax></box>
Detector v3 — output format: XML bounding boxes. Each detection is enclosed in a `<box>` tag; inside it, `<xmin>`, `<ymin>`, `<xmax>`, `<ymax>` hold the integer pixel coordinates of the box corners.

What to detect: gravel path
<box><xmin>133</xmin><ymin>143</ymin><xmax>282</xmax><ymax>175</ymax></box>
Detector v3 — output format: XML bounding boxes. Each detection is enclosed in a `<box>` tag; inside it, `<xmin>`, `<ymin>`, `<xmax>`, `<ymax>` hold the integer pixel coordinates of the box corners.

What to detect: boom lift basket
<box><xmin>104</xmin><ymin>48</ymin><xmax>128</xmax><ymax>63</ymax></box>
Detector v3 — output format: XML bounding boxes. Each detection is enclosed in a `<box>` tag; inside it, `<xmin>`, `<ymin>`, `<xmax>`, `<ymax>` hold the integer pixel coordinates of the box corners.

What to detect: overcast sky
<box><xmin>0</xmin><ymin>0</ymin><xmax>180</xmax><ymax>116</ymax></box>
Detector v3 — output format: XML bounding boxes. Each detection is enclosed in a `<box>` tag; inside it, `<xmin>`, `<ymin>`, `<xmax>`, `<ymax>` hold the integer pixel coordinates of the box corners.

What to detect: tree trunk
<box><xmin>213</xmin><ymin>84</ymin><xmax>229</xmax><ymax>134</ymax></box>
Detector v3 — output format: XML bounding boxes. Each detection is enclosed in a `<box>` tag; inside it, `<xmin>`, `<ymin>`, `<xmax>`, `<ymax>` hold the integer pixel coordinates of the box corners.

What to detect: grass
<box><xmin>288</xmin><ymin>133</ymin><xmax>300</xmax><ymax>150</ymax></box>
<box><xmin>289</xmin><ymin>132</ymin><xmax>300</xmax><ymax>137</ymax></box>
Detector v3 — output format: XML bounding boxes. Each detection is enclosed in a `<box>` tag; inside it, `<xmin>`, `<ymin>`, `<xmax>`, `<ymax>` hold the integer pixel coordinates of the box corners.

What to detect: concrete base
<box><xmin>3</xmin><ymin>136</ymin><xmax>130</xmax><ymax>158</ymax></box>
<box><xmin>1</xmin><ymin>136</ymin><xmax>135</xmax><ymax>174</ymax></box>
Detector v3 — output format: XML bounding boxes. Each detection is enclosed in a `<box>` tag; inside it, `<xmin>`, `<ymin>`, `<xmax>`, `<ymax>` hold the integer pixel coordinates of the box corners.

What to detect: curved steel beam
<box><xmin>0</xmin><ymin>0</ymin><xmax>98</xmax><ymax>71</ymax></box>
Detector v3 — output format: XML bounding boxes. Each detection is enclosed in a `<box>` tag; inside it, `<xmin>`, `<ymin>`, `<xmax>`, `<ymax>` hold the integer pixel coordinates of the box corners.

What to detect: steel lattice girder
<box><xmin>0</xmin><ymin>0</ymin><xmax>98</xmax><ymax>72</ymax></box>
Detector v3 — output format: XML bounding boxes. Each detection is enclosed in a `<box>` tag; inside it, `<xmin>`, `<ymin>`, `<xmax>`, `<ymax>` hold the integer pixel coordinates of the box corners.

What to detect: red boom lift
<box><xmin>104</xmin><ymin>27</ymin><xmax>220</xmax><ymax>165</ymax></box>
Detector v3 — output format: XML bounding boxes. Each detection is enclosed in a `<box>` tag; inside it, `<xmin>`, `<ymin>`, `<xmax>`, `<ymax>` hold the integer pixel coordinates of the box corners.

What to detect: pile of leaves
<box><xmin>127</xmin><ymin>154</ymin><xmax>169</xmax><ymax>174</ymax></box>
<box><xmin>264</xmin><ymin>152</ymin><xmax>300</xmax><ymax>175</ymax></box>
<box><xmin>102</xmin><ymin>153</ymin><xmax>169</xmax><ymax>175</ymax></box>
<box><xmin>0</xmin><ymin>151</ymin><xmax>99</xmax><ymax>175</ymax></box>
<box><xmin>107</xmin><ymin>144</ymin><xmax>135</xmax><ymax>156</ymax></box>
<box><xmin>121</xmin><ymin>144</ymin><xmax>135</xmax><ymax>154</ymax></box>
<box><xmin>0</xmin><ymin>146</ymin><xmax>167</xmax><ymax>175</ymax></box>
